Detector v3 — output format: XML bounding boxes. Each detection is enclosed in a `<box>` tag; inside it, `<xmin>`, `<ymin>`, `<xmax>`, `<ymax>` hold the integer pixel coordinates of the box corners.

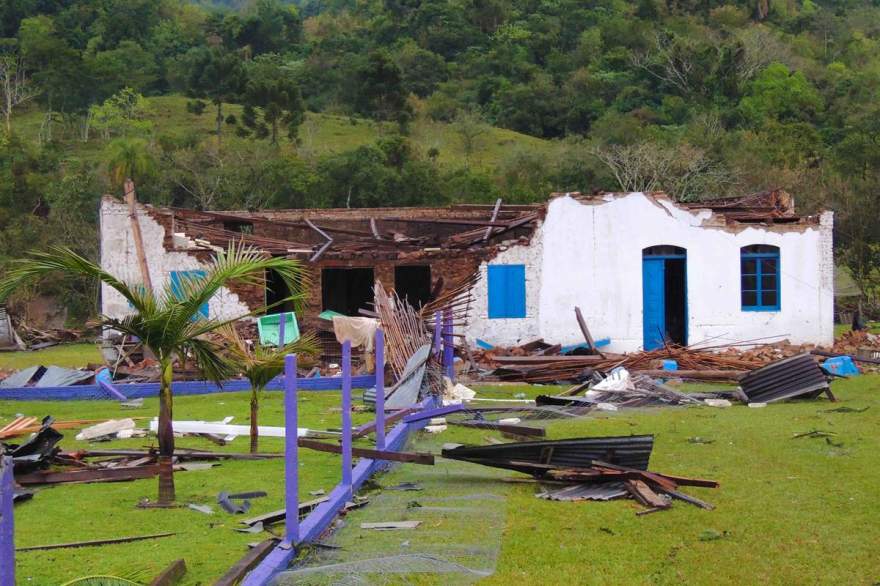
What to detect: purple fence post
<box><xmin>341</xmin><ymin>340</ymin><xmax>353</xmax><ymax>493</ymax></box>
<box><xmin>277</xmin><ymin>312</ymin><xmax>286</xmax><ymax>348</ymax></box>
<box><xmin>443</xmin><ymin>308</ymin><xmax>455</xmax><ymax>382</ymax></box>
<box><xmin>0</xmin><ymin>456</ymin><xmax>14</xmax><ymax>586</ymax></box>
<box><xmin>284</xmin><ymin>354</ymin><xmax>299</xmax><ymax>544</ymax></box>
<box><xmin>374</xmin><ymin>329</ymin><xmax>386</xmax><ymax>450</ymax></box>
<box><xmin>433</xmin><ymin>311</ymin><xmax>442</xmax><ymax>356</ymax></box>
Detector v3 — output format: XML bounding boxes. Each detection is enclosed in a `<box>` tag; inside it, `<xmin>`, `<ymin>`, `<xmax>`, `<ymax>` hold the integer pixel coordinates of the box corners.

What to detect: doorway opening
<box><xmin>265</xmin><ymin>268</ymin><xmax>296</xmax><ymax>314</ymax></box>
<box><xmin>321</xmin><ymin>268</ymin><xmax>375</xmax><ymax>316</ymax></box>
<box><xmin>394</xmin><ymin>265</ymin><xmax>432</xmax><ymax>308</ymax></box>
<box><xmin>642</xmin><ymin>245</ymin><xmax>687</xmax><ymax>350</ymax></box>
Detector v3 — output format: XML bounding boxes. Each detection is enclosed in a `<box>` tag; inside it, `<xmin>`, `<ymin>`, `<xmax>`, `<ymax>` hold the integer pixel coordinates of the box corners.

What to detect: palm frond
<box><xmin>183</xmin><ymin>335</ymin><xmax>235</xmax><ymax>384</ymax></box>
<box><xmin>216</xmin><ymin>325</ymin><xmax>319</xmax><ymax>389</ymax></box>
<box><xmin>0</xmin><ymin>246</ymin><xmax>152</xmax><ymax>313</ymax></box>
<box><xmin>164</xmin><ymin>242</ymin><xmax>311</xmax><ymax>333</ymax></box>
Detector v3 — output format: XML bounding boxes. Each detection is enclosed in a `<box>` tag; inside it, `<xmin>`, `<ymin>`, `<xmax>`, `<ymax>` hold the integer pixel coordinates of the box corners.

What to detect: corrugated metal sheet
<box><xmin>34</xmin><ymin>366</ymin><xmax>94</xmax><ymax>388</ymax></box>
<box><xmin>0</xmin><ymin>366</ymin><xmax>45</xmax><ymax>389</ymax></box>
<box><xmin>740</xmin><ymin>353</ymin><xmax>829</xmax><ymax>404</ymax></box>
<box><xmin>441</xmin><ymin>435</ymin><xmax>654</xmax><ymax>474</ymax></box>
<box><xmin>536</xmin><ymin>482</ymin><xmax>629</xmax><ymax>501</ymax></box>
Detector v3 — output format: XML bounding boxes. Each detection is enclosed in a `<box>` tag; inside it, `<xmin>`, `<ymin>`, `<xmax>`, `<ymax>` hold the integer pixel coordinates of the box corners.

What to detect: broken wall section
<box><xmin>99</xmin><ymin>198</ymin><xmax>251</xmax><ymax>328</ymax></box>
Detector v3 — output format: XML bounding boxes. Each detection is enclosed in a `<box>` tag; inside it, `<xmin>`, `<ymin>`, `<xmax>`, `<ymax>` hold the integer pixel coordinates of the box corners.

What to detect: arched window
<box><xmin>741</xmin><ymin>245</ymin><xmax>780</xmax><ymax>311</ymax></box>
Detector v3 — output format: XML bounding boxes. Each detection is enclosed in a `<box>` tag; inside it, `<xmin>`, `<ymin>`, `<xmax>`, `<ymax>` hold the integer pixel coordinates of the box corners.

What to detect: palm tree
<box><xmin>0</xmin><ymin>243</ymin><xmax>309</xmax><ymax>504</ymax></box>
<box><xmin>219</xmin><ymin>324</ymin><xmax>318</xmax><ymax>453</ymax></box>
<box><xmin>105</xmin><ymin>138</ymin><xmax>156</xmax><ymax>188</ymax></box>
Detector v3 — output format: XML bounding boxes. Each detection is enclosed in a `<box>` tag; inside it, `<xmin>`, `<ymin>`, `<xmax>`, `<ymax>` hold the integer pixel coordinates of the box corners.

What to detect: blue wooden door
<box><xmin>642</xmin><ymin>258</ymin><xmax>665</xmax><ymax>350</ymax></box>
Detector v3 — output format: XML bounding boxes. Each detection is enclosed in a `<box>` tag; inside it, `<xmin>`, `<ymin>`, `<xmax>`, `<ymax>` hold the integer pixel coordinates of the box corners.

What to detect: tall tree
<box><xmin>350</xmin><ymin>50</ymin><xmax>411</xmax><ymax>124</ymax></box>
<box><xmin>0</xmin><ymin>244</ymin><xmax>308</xmax><ymax>503</ymax></box>
<box><xmin>184</xmin><ymin>47</ymin><xmax>247</xmax><ymax>149</ymax></box>
<box><xmin>0</xmin><ymin>52</ymin><xmax>40</xmax><ymax>134</ymax></box>
<box><xmin>241</xmin><ymin>55</ymin><xmax>305</xmax><ymax>144</ymax></box>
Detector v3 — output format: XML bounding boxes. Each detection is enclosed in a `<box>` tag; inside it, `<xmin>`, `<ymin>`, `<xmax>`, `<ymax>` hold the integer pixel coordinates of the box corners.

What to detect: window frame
<box><xmin>170</xmin><ymin>270</ymin><xmax>209</xmax><ymax>320</ymax></box>
<box><xmin>487</xmin><ymin>264</ymin><xmax>527</xmax><ymax>319</ymax></box>
<box><xmin>740</xmin><ymin>246</ymin><xmax>780</xmax><ymax>312</ymax></box>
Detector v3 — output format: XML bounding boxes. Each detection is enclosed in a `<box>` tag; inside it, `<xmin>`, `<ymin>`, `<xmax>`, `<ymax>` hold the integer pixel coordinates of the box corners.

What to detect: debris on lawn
<box><xmin>739</xmin><ymin>353</ymin><xmax>833</xmax><ymax>404</ymax></box>
<box><xmin>536</xmin><ymin>368</ymin><xmax>702</xmax><ymax>409</ymax></box>
<box><xmin>188</xmin><ymin>503</ymin><xmax>214</xmax><ymax>515</ymax></box>
<box><xmin>442</xmin><ymin>435</ymin><xmax>718</xmax><ymax>514</ymax></box>
<box><xmin>0</xmin><ymin>365</ymin><xmax>94</xmax><ymax>388</ymax></box>
<box><xmin>1</xmin><ymin>416</ymin><xmax>62</xmax><ymax>472</ymax></box>
<box><xmin>75</xmin><ymin>418</ymin><xmax>139</xmax><ymax>441</ymax></box>
<box><xmin>218</xmin><ymin>490</ymin><xmax>267</xmax><ymax>514</ymax></box>
<box><xmin>147</xmin><ymin>417</ymin><xmax>336</xmax><ymax>440</ymax></box>
<box><xmin>214</xmin><ymin>538</ymin><xmax>278</xmax><ymax>586</ymax></box>
<box><xmin>148</xmin><ymin>558</ymin><xmax>187</xmax><ymax>586</ymax></box>
<box><xmin>16</xmin><ymin>531</ymin><xmax>175</xmax><ymax>552</ymax></box>
<box><xmin>360</xmin><ymin>521</ymin><xmax>421</xmax><ymax>530</ymax></box>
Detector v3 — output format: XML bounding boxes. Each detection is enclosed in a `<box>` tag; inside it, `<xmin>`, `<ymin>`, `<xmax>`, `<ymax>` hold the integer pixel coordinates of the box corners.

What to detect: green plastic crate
<box><xmin>257</xmin><ymin>312</ymin><xmax>300</xmax><ymax>346</ymax></box>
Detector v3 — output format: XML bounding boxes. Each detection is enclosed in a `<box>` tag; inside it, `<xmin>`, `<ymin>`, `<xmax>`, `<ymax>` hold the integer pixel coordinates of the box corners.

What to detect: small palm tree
<box><xmin>0</xmin><ymin>243</ymin><xmax>308</xmax><ymax>504</ymax></box>
<box><xmin>219</xmin><ymin>324</ymin><xmax>318</xmax><ymax>453</ymax></box>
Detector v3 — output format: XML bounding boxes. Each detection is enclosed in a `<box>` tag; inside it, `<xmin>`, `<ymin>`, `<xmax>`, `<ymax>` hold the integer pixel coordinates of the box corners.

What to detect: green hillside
<box><xmin>15</xmin><ymin>95</ymin><xmax>555</xmax><ymax>171</ymax></box>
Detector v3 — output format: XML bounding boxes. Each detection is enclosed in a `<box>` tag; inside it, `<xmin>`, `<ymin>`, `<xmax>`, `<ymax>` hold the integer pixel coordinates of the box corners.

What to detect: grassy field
<box><xmin>0</xmin><ymin>343</ymin><xmax>102</xmax><ymax>371</ymax></box>
<box><xmin>2</xmin><ymin>374</ymin><xmax>879</xmax><ymax>584</ymax></box>
<box><xmin>15</xmin><ymin>96</ymin><xmax>555</xmax><ymax>171</ymax></box>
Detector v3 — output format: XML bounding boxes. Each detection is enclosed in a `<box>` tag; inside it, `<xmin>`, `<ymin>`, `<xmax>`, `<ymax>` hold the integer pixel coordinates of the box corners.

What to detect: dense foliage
<box><xmin>2</xmin><ymin>0</ymin><xmax>880</xmax><ymax>318</ymax></box>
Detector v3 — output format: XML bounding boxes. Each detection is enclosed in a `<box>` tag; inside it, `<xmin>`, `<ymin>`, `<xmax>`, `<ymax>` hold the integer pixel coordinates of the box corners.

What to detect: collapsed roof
<box><xmin>138</xmin><ymin>201</ymin><xmax>542</xmax><ymax>261</ymax></box>
<box><xmin>555</xmin><ymin>189</ymin><xmax>816</xmax><ymax>225</ymax></box>
<box><xmin>126</xmin><ymin>188</ymin><xmax>816</xmax><ymax>263</ymax></box>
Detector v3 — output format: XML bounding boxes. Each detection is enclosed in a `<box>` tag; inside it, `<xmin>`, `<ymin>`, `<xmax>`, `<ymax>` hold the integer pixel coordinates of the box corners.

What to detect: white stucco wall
<box><xmin>99</xmin><ymin>198</ymin><xmax>250</xmax><ymax>325</ymax></box>
<box><xmin>466</xmin><ymin>227</ymin><xmax>544</xmax><ymax>346</ymax></box>
<box><xmin>465</xmin><ymin>193</ymin><xmax>834</xmax><ymax>352</ymax></box>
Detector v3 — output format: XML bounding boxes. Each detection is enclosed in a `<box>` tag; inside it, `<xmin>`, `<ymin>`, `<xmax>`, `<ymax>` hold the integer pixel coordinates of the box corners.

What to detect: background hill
<box><xmin>2</xmin><ymin>0</ymin><xmax>880</xmax><ymax>319</ymax></box>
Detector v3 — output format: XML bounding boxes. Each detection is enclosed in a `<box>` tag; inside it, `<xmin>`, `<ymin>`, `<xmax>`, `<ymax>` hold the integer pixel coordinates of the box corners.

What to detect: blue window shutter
<box><xmin>170</xmin><ymin>270</ymin><xmax>209</xmax><ymax>319</ymax></box>
<box><xmin>488</xmin><ymin>265</ymin><xmax>526</xmax><ymax>319</ymax></box>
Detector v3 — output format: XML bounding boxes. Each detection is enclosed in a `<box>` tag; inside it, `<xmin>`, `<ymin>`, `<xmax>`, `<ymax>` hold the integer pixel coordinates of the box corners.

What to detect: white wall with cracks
<box><xmin>464</xmin><ymin>193</ymin><xmax>834</xmax><ymax>353</ymax></box>
<box><xmin>99</xmin><ymin>198</ymin><xmax>250</xmax><ymax>325</ymax></box>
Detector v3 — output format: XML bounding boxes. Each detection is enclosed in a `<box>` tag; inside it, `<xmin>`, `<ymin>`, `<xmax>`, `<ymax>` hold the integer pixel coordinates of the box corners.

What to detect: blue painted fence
<box><xmin>0</xmin><ymin>374</ymin><xmax>376</xmax><ymax>401</ymax></box>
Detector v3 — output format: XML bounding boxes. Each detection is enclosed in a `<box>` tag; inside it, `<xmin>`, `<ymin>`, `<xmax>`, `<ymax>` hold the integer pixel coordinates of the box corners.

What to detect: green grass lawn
<box><xmin>0</xmin><ymin>343</ymin><xmax>102</xmax><ymax>371</ymax></box>
<box><xmin>2</xmin><ymin>376</ymin><xmax>879</xmax><ymax>584</ymax></box>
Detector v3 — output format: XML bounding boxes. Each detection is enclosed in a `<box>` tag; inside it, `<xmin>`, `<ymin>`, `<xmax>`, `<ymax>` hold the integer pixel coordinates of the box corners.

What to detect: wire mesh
<box><xmin>272</xmin><ymin>438</ymin><xmax>508</xmax><ymax>586</ymax></box>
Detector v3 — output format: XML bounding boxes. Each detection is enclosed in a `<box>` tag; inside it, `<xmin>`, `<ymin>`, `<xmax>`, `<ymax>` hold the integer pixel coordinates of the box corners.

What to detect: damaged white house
<box><xmin>466</xmin><ymin>191</ymin><xmax>834</xmax><ymax>352</ymax></box>
<box><xmin>99</xmin><ymin>190</ymin><xmax>833</xmax><ymax>355</ymax></box>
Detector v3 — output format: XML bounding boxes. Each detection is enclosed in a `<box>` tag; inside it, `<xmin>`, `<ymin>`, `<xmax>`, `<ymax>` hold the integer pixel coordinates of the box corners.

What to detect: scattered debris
<box><xmin>188</xmin><ymin>504</ymin><xmax>214</xmax><ymax>515</ymax></box>
<box><xmin>536</xmin><ymin>482</ymin><xmax>628</xmax><ymax>501</ymax></box>
<box><xmin>821</xmin><ymin>406</ymin><xmax>869</xmax><ymax>414</ymax></box>
<box><xmin>442</xmin><ymin>435</ymin><xmax>655</xmax><ymax>474</ymax></box>
<box><xmin>793</xmin><ymin>430</ymin><xmax>836</xmax><ymax>439</ymax></box>
<box><xmin>75</xmin><ymin>418</ymin><xmax>138</xmax><ymax>441</ymax></box>
<box><xmin>148</xmin><ymin>558</ymin><xmax>187</xmax><ymax>586</ymax></box>
<box><xmin>443</xmin><ymin>435</ymin><xmax>717</xmax><ymax>514</ymax></box>
<box><xmin>386</xmin><ymin>482</ymin><xmax>422</xmax><ymax>491</ymax></box>
<box><xmin>214</xmin><ymin>538</ymin><xmax>278</xmax><ymax>586</ymax></box>
<box><xmin>1</xmin><ymin>416</ymin><xmax>62</xmax><ymax>472</ymax></box>
<box><xmin>360</xmin><ymin>521</ymin><xmax>421</xmax><ymax>530</ymax></box>
<box><xmin>703</xmin><ymin>399</ymin><xmax>732</xmax><ymax>408</ymax></box>
<box><xmin>16</xmin><ymin>532</ymin><xmax>175</xmax><ymax>552</ymax></box>
<box><xmin>740</xmin><ymin>354</ymin><xmax>832</xmax><ymax>404</ymax></box>
<box><xmin>148</xmin><ymin>418</ymin><xmax>320</xmax><ymax>439</ymax></box>
<box><xmin>16</xmin><ymin>465</ymin><xmax>160</xmax><ymax>486</ymax></box>
<box><xmin>218</xmin><ymin>491</ymin><xmax>265</xmax><ymax>515</ymax></box>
